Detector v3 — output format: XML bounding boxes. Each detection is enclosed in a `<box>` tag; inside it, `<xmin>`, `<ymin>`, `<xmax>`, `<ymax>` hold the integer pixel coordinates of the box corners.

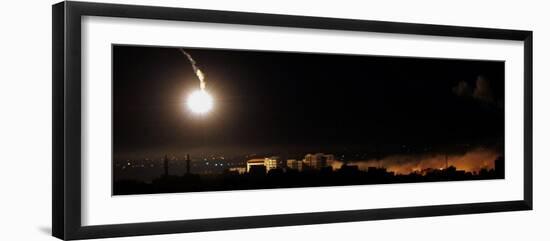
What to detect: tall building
<box><xmin>264</xmin><ymin>156</ymin><xmax>279</xmax><ymax>172</ymax></box>
<box><xmin>286</xmin><ymin>159</ymin><xmax>303</xmax><ymax>171</ymax></box>
<box><xmin>246</xmin><ymin>157</ymin><xmax>280</xmax><ymax>173</ymax></box>
<box><xmin>303</xmin><ymin>153</ymin><xmax>335</xmax><ymax>169</ymax></box>
<box><xmin>246</xmin><ymin>159</ymin><xmax>265</xmax><ymax>172</ymax></box>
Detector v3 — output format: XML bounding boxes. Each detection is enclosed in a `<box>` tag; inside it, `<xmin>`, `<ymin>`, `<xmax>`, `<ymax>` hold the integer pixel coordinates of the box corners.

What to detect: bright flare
<box><xmin>187</xmin><ymin>90</ymin><xmax>213</xmax><ymax>114</ymax></box>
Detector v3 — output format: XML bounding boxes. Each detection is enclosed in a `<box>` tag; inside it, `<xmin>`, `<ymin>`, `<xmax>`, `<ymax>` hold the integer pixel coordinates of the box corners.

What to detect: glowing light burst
<box><xmin>186</xmin><ymin>89</ymin><xmax>213</xmax><ymax>114</ymax></box>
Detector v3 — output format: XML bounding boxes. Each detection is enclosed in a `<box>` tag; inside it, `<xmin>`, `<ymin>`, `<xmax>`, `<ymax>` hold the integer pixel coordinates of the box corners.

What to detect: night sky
<box><xmin>113</xmin><ymin>45</ymin><xmax>504</xmax><ymax>160</ymax></box>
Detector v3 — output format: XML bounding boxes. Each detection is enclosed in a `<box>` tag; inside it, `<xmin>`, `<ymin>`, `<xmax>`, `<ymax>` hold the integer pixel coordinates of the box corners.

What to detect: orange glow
<box><xmin>330</xmin><ymin>148</ymin><xmax>500</xmax><ymax>175</ymax></box>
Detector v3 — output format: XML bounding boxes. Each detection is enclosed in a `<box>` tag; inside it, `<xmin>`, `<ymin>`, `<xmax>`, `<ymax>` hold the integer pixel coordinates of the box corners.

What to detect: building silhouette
<box><xmin>264</xmin><ymin>156</ymin><xmax>279</xmax><ymax>172</ymax></box>
<box><xmin>246</xmin><ymin>158</ymin><xmax>265</xmax><ymax>172</ymax></box>
<box><xmin>303</xmin><ymin>153</ymin><xmax>335</xmax><ymax>169</ymax></box>
<box><xmin>495</xmin><ymin>156</ymin><xmax>504</xmax><ymax>178</ymax></box>
<box><xmin>246</xmin><ymin>157</ymin><xmax>280</xmax><ymax>173</ymax></box>
<box><xmin>286</xmin><ymin>159</ymin><xmax>303</xmax><ymax>172</ymax></box>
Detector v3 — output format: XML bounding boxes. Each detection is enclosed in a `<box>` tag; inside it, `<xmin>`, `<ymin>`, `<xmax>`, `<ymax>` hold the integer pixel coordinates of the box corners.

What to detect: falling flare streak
<box><xmin>179</xmin><ymin>48</ymin><xmax>213</xmax><ymax>114</ymax></box>
<box><xmin>179</xmin><ymin>48</ymin><xmax>206</xmax><ymax>90</ymax></box>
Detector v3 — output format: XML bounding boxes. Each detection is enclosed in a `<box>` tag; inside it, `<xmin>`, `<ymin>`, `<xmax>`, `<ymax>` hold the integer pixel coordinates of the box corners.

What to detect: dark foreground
<box><xmin>113</xmin><ymin>165</ymin><xmax>503</xmax><ymax>195</ymax></box>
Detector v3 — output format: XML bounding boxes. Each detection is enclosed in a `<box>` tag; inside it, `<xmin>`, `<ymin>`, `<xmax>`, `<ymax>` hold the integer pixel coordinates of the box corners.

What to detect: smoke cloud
<box><xmin>452</xmin><ymin>76</ymin><xmax>494</xmax><ymax>103</ymax></box>
<box><xmin>452</xmin><ymin>80</ymin><xmax>472</xmax><ymax>97</ymax></box>
<box><xmin>179</xmin><ymin>49</ymin><xmax>206</xmax><ymax>90</ymax></box>
<box><xmin>472</xmin><ymin>76</ymin><xmax>494</xmax><ymax>102</ymax></box>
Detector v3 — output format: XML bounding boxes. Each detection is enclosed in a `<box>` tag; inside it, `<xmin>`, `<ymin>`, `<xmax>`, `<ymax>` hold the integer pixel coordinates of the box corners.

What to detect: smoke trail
<box><xmin>179</xmin><ymin>49</ymin><xmax>206</xmax><ymax>90</ymax></box>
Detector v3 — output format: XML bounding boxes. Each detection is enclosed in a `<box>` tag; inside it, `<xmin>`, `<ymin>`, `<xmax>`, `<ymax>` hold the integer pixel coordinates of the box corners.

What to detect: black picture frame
<box><xmin>52</xmin><ymin>1</ymin><xmax>533</xmax><ymax>240</ymax></box>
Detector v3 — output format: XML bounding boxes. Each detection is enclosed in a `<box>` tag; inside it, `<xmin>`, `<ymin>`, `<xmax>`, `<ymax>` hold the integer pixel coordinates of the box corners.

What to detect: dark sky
<box><xmin>113</xmin><ymin>45</ymin><xmax>504</xmax><ymax>159</ymax></box>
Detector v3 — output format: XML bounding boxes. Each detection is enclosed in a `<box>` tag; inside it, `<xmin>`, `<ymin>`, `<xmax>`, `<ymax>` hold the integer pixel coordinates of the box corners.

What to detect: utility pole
<box><xmin>185</xmin><ymin>154</ymin><xmax>191</xmax><ymax>175</ymax></box>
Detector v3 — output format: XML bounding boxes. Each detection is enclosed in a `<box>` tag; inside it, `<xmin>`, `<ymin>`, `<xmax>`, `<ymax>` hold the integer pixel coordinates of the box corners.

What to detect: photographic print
<box><xmin>112</xmin><ymin>45</ymin><xmax>505</xmax><ymax>195</ymax></box>
<box><xmin>53</xmin><ymin>3</ymin><xmax>532</xmax><ymax>239</ymax></box>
